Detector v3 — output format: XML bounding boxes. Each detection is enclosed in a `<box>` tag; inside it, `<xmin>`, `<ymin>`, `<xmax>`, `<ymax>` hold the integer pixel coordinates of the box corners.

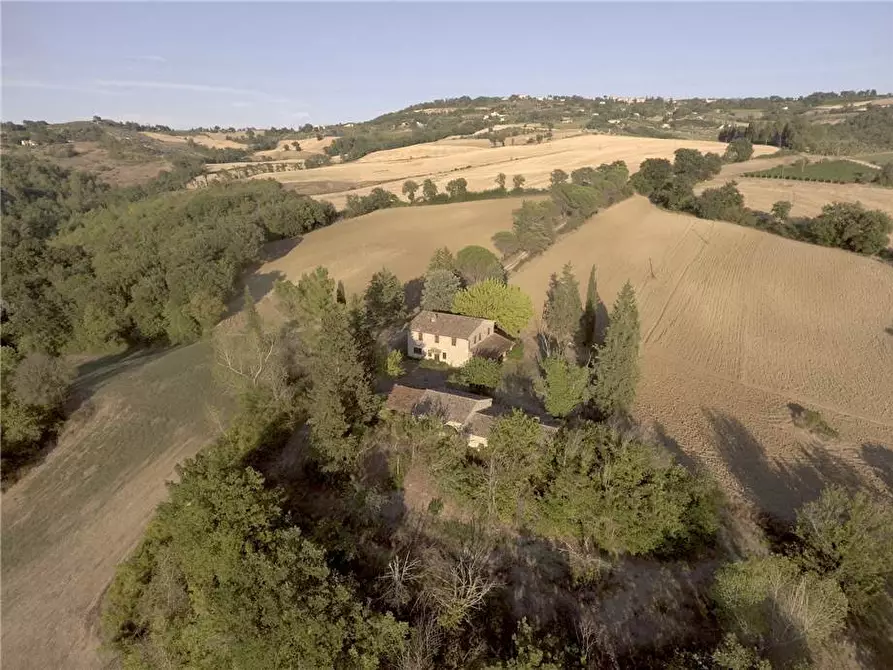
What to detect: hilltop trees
<box><xmin>590</xmin><ymin>281</ymin><xmax>640</xmax><ymax>417</ymax></box>
<box><xmin>550</xmin><ymin>168</ymin><xmax>568</xmax><ymax>186</ymax></box>
<box><xmin>422</xmin><ymin>178</ymin><xmax>439</xmax><ymax>202</ymax></box>
<box><xmin>452</xmin><ymin>279</ymin><xmax>533</xmax><ymax>337</ymax></box>
<box><xmin>810</xmin><ymin>202</ymin><xmax>893</xmax><ymax>255</ymax></box>
<box><xmin>402</xmin><ymin>179</ymin><xmax>419</xmax><ymax>203</ymax></box>
<box><xmin>455</xmin><ymin>245</ymin><xmax>505</xmax><ymax>285</ymax></box>
<box><xmin>631</xmin><ymin>158</ymin><xmax>673</xmax><ymax>196</ymax></box>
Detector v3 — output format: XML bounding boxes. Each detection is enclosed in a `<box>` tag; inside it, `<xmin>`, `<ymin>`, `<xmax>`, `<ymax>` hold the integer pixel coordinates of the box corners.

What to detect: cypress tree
<box><xmin>590</xmin><ymin>281</ymin><xmax>640</xmax><ymax>416</ymax></box>
<box><xmin>543</xmin><ymin>263</ymin><xmax>582</xmax><ymax>350</ymax></box>
<box><xmin>579</xmin><ymin>265</ymin><xmax>601</xmax><ymax>352</ymax></box>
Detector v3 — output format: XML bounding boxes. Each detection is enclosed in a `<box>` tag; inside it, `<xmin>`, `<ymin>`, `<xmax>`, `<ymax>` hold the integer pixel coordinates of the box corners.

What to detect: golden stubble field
<box><xmin>231</xmin><ymin>133</ymin><xmax>777</xmax><ymax>208</ymax></box>
<box><xmin>511</xmin><ymin>197</ymin><xmax>893</xmax><ymax>515</ymax></box>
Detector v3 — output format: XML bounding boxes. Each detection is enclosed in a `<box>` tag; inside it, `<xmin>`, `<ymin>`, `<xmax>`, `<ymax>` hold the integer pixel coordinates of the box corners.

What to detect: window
<box><xmin>441</xmin><ymin>352</ymin><xmax>447</xmax><ymax>360</ymax></box>
<box><xmin>434</xmin><ymin>335</ymin><xmax>440</xmax><ymax>344</ymax></box>
<box><xmin>413</xmin><ymin>347</ymin><xmax>422</xmax><ymax>355</ymax></box>
<box><xmin>451</xmin><ymin>337</ymin><xmax>457</xmax><ymax>346</ymax></box>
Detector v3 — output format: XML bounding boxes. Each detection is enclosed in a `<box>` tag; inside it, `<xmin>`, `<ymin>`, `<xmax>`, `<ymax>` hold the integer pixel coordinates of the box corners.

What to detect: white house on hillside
<box><xmin>407</xmin><ymin>310</ymin><xmax>513</xmax><ymax>367</ymax></box>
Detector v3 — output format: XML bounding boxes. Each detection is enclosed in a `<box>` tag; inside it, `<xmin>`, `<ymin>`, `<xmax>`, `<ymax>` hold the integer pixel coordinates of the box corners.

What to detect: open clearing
<box><xmin>224</xmin><ymin>133</ymin><xmax>776</xmax><ymax>208</ymax></box>
<box><xmin>512</xmin><ymin>197</ymin><xmax>893</xmax><ymax>515</ymax></box>
<box><xmin>140</xmin><ymin>130</ymin><xmax>245</xmax><ymax>149</ymax></box>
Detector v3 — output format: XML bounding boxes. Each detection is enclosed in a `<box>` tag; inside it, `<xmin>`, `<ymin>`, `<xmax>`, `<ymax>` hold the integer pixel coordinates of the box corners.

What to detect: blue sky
<box><xmin>3</xmin><ymin>2</ymin><xmax>891</xmax><ymax>128</ymax></box>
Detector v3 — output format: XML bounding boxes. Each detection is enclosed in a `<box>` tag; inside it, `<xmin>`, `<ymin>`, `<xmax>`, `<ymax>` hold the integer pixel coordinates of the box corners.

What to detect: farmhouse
<box><xmin>407</xmin><ymin>310</ymin><xmax>512</xmax><ymax>367</ymax></box>
<box><xmin>385</xmin><ymin>384</ymin><xmax>557</xmax><ymax>448</ymax></box>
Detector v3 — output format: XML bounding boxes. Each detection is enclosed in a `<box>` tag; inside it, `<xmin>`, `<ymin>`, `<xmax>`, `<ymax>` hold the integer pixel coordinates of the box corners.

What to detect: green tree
<box><xmin>579</xmin><ymin>265</ymin><xmax>601</xmax><ymax>351</ymax></box>
<box><xmin>455</xmin><ymin>245</ymin><xmax>505</xmax><ymax>285</ymax></box>
<box><xmin>483</xmin><ymin>409</ymin><xmax>547</xmax><ymax>520</ymax></box>
<box><xmin>422</xmin><ymin>178</ymin><xmax>438</xmax><ymax>202</ymax></box>
<box><xmin>810</xmin><ymin>202</ymin><xmax>892</xmax><ymax>255</ymax></box>
<box><xmin>512</xmin><ymin>174</ymin><xmax>526</xmax><ymax>192</ymax></box>
<box><xmin>427</xmin><ymin>246</ymin><xmax>455</xmax><ymax>273</ymax></box>
<box><xmin>402</xmin><ymin>179</ymin><xmax>420</xmax><ymax>203</ymax></box>
<box><xmin>450</xmin><ymin>356</ymin><xmax>503</xmax><ymax>393</ymax></box>
<box><xmin>511</xmin><ymin>200</ymin><xmax>558</xmax><ymax>255</ymax></box>
<box><xmin>421</xmin><ymin>268</ymin><xmax>461</xmax><ymax>311</ymax></box>
<box><xmin>446</xmin><ymin>178</ymin><xmax>468</xmax><ymax>200</ymax></box>
<box><xmin>590</xmin><ymin>282</ymin><xmax>640</xmax><ymax>416</ymax></box>
<box><xmin>275</xmin><ymin>266</ymin><xmax>335</xmax><ymax>331</ymax></box>
<box><xmin>336</xmin><ymin>280</ymin><xmax>347</xmax><ymax>304</ymax></box>
<box><xmin>631</xmin><ymin>158</ymin><xmax>674</xmax><ymax>196</ymax></box>
<box><xmin>694</xmin><ymin>181</ymin><xmax>747</xmax><ymax>222</ymax></box>
<box><xmin>771</xmin><ymin>200</ymin><xmax>792</xmax><ymax>223</ymax></box>
<box><xmin>384</xmin><ymin>349</ymin><xmax>405</xmax><ymax>378</ymax></box>
<box><xmin>713</xmin><ymin>555</ymin><xmax>847</xmax><ymax>660</ymax></box>
<box><xmin>306</xmin><ymin>306</ymin><xmax>379</xmax><ymax>472</ymax></box>
<box><xmin>452</xmin><ymin>279</ymin><xmax>533</xmax><ymax>337</ymax></box>
<box><xmin>11</xmin><ymin>352</ymin><xmax>74</xmax><ymax>408</ymax></box>
<box><xmin>364</xmin><ymin>268</ymin><xmax>407</xmax><ymax>333</ymax></box>
<box><xmin>542</xmin><ymin>263</ymin><xmax>582</xmax><ymax>350</ymax></box>
<box><xmin>495</xmin><ymin>172</ymin><xmax>507</xmax><ymax>192</ymax></box>
<box><xmin>534</xmin><ymin>355</ymin><xmax>589</xmax><ymax>418</ymax></box>
<box><xmin>724</xmin><ymin>138</ymin><xmax>754</xmax><ymax>162</ymax></box>
<box><xmin>794</xmin><ymin>486</ymin><xmax>893</xmax><ymax>616</ymax></box>
<box><xmin>102</xmin><ymin>421</ymin><xmax>406</xmax><ymax>668</ymax></box>
<box><xmin>492</xmin><ymin>230</ymin><xmax>521</xmax><ymax>258</ymax></box>
<box><xmin>550</xmin><ymin>168</ymin><xmax>568</xmax><ymax>186</ymax></box>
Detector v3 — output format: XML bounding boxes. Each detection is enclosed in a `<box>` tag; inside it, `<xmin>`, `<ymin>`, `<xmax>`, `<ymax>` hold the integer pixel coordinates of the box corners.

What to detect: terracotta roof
<box><xmin>472</xmin><ymin>333</ymin><xmax>514</xmax><ymax>359</ymax></box>
<box><xmin>384</xmin><ymin>385</ymin><xmax>426</xmax><ymax>413</ymax></box>
<box><xmin>412</xmin><ymin>388</ymin><xmax>492</xmax><ymax>425</ymax></box>
<box><xmin>410</xmin><ymin>310</ymin><xmax>490</xmax><ymax>340</ymax></box>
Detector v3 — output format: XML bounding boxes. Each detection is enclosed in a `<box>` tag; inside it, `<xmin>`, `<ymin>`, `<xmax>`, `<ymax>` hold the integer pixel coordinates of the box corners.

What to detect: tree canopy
<box><xmin>452</xmin><ymin>279</ymin><xmax>533</xmax><ymax>337</ymax></box>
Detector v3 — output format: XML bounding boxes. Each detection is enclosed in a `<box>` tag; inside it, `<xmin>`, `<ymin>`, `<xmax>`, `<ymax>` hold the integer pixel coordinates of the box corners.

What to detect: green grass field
<box><xmin>745</xmin><ymin>159</ymin><xmax>879</xmax><ymax>184</ymax></box>
<box><xmin>856</xmin><ymin>152</ymin><xmax>893</xmax><ymax>166</ymax></box>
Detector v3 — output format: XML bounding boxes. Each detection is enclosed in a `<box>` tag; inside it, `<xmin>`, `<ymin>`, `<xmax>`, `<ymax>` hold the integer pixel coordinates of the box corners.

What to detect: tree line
<box><xmin>631</xmin><ymin>149</ymin><xmax>893</xmax><ymax>256</ymax></box>
<box><xmin>103</xmin><ymin>258</ymin><xmax>893</xmax><ymax>669</ymax></box>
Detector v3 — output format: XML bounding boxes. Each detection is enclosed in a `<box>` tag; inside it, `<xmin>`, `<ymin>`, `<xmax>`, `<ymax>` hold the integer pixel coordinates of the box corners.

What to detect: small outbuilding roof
<box><xmin>410</xmin><ymin>310</ymin><xmax>491</xmax><ymax>340</ymax></box>
<box><xmin>472</xmin><ymin>333</ymin><xmax>514</xmax><ymax>360</ymax></box>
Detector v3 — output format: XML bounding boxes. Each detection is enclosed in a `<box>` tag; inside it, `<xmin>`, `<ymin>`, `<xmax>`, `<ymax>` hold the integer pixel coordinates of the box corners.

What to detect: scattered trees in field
<box><xmin>345</xmin><ymin>187</ymin><xmax>401</xmax><ymax>218</ymax></box>
<box><xmin>446</xmin><ymin>177</ymin><xmax>468</xmax><ymax>200</ymax></box>
<box><xmin>724</xmin><ymin>137</ymin><xmax>754</xmax><ymax>162</ymax></box>
<box><xmin>452</xmin><ymin>279</ymin><xmax>533</xmax><ymax>337</ymax></box>
<box><xmin>495</xmin><ymin>172</ymin><xmax>507</xmax><ymax>192</ymax></box>
<box><xmin>771</xmin><ymin>200</ymin><xmax>792</xmax><ymax>223</ymax></box>
<box><xmin>811</xmin><ymin>202</ymin><xmax>892</xmax><ymax>255</ymax></box>
<box><xmin>511</xmin><ymin>174</ymin><xmax>526</xmax><ymax>193</ymax></box>
<box><xmin>550</xmin><ymin>168</ymin><xmax>568</xmax><ymax>186</ymax></box>
<box><xmin>422</xmin><ymin>178</ymin><xmax>439</xmax><ymax>202</ymax></box>
<box><xmin>590</xmin><ymin>281</ymin><xmax>640</xmax><ymax>417</ymax></box>
<box><xmin>402</xmin><ymin>179</ymin><xmax>419</xmax><ymax>203</ymax></box>
<box><xmin>455</xmin><ymin>245</ymin><xmax>505</xmax><ymax>285</ymax></box>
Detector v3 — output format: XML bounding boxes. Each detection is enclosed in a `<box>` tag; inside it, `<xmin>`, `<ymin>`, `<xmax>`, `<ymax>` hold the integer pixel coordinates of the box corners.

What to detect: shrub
<box><xmin>713</xmin><ymin>555</ymin><xmax>848</xmax><ymax>659</ymax></box>
<box><xmin>449</xmin><ymin>356</ymin><xmax>502</xmax><ymax>393</ymax></box>
<box><xmin>384</xmin><ymin>349</ymin><xmax>405</xmax><ymax>378</ymax></box>
<box><xmin>790</xmin><ymin>405</ymin><xmax>838</xmax><ymax>438</ymax></box>
<box><xmin>795</xmin><ymin>486</ymin><xmax>893</xmax><ymax>617</ymax></box>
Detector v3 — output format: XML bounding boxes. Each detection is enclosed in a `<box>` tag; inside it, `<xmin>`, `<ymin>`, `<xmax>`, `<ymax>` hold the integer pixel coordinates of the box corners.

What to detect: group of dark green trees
<box><xmin>492</xmin><ymin>161</ymin><xmax>633</xmax><ymax>259</ymax></box>
<box><xmin>632</xmin><ymin>149</ymin><xmax>893</xmax><ymax>256</ymax></box>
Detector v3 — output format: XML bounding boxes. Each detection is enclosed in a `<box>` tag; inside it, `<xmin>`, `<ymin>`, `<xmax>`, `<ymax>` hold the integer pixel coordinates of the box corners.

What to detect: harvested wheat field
<box><xmin>141</xmin><ymin>131</ymin><xmax>245</xmax><ymax>149</ymax></box>
<box><xmin>256</xmin><ymin>196</ymin><xmax>539</xmax><ymax>294</ymax></box>
<box><xmin>698</xmin><ymin>176</ymin><xmax>893</xmax><ymax>220</ymax></box>
<box><xmin>235</xmin><ymin>133</ymin><xmax>776</xmax><ymax>209</ymax></box>
<box><xmin>512</xmin><ymin>196</ymin><xmax>893</xmax><ymax>517</ymax></box>
<box><xmin>254</xmin><ymin>136</ymin><xmax>334</xmax><ymax>158</ymax></box>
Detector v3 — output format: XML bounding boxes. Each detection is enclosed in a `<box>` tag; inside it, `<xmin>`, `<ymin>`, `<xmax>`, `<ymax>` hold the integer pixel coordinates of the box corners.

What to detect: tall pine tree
<box><xmin>542</xmin><ymin>263</ymin><xmax>582</xmax><ymax>351</ymax></box>
<box><xmin>590</xmin><ymin>281</ymin><xmax>640</xmax><ymax>417</ymax></box>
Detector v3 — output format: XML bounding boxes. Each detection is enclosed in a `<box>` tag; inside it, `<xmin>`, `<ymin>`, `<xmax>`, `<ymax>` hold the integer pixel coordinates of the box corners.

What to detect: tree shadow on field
<box><xmin>260</xmin><ymin>236</ymin><xmax>303</xmax><ymax>263</ymax></box>
<box><xmin>704</xmin><ymin>408</ymin><xmax>864</xmax><ymax>523</ymax></box>
<box><xmin>403</xmin><ymin>276</ymin><xmax>424</xmax><ymax>311</ymax></box>
<box><xmin>861</xmin><ymin>442</ymin><xmax>893</xmax><ymax>493</ymax></box>
<box><xmin>650</xmin><ymin>421</ymin><xmax>701</xmax><ymax>473</ymax></box>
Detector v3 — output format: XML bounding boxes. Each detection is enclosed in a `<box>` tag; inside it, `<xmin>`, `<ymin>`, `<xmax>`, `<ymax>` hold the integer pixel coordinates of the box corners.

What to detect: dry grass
<box><xmin>256</xmin><ymin>196</ymin><xmax>540</xmax><ymax>294</ymax></box>
<box><xmin>220</xmin><ymin>133</ymin><xmax>776</xmax><ymax>208</ymax></box>
<box><xmin>511</xmin><ymin>196</ymin><xmax>893</xmax><ymax>517</ymax></box>
<box><xmin>254</xmin><ymin>136</ymin><xmax>334</xmax><ymax>158</ymax></box>
<box><xmin>1</xmin><ymin>343</ymin><xmax>233</xmax><ymax>669</ymax></box>
<box><xmin>29</xmin><ymin>142</ymin><xmax>171</xmax><ymax>187</ymax></box>
<box><xmin>141</xmin><ymin>131</ymin><xmax>245</xmax><ymax>149</ymax></box>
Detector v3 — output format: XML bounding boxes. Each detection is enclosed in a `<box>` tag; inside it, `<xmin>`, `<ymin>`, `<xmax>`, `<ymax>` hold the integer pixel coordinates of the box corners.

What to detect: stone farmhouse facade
<box><xmin>407</xmin><ymin>310</ymin><xmax>513</xmax><ymax>367</ymax></box>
